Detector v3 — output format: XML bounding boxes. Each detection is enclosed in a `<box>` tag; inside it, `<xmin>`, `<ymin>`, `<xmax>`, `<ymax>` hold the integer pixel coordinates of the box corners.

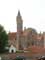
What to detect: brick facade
<box><xmin>8</xmin><ymin>11</ymin><xmax>45</xmax><ymax>50</ymax></box>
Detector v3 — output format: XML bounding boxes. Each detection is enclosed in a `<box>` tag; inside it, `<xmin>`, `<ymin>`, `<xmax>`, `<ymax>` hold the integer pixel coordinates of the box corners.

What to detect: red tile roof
<box><xmin>8</xmin><ymin>32</ymin><xmax>16</xmax><ymax>40</ymax></box>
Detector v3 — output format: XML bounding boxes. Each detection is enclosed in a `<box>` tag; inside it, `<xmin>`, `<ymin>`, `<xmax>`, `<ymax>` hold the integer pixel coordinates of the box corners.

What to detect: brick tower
<box><xmin>16</xmin><ymin>10</ymin><xmax>23</xmax><ymax>50</ymax></box>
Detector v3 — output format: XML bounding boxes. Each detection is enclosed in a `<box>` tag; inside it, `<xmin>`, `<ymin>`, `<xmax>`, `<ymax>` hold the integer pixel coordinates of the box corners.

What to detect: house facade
<box><xmin>8</xmin><ymin>11</ymin><xmax>45</xmax><ymax>50</ymax></box>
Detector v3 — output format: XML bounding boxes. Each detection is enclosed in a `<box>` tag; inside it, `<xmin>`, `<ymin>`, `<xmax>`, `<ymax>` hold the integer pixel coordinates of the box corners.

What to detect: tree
<box><xmin>26</xmin><ymin>28</ymin><xmax>37</xmax><ymax>34</ymax></box>
<box><xmin>0</xmin><ymin>25</ymin><xmax>8</xmax><ymax>53</ymax></box>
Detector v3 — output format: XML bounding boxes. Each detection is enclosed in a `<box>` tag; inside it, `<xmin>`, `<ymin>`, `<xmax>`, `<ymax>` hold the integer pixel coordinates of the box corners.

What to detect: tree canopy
<box><xmin>26</xmin><ymin>28</ymin><xmax>37</xmax><ymax>34</ymax></box>
<box><xmin>0</xmin><ymin>25</ymin><xmax>8</xmax><ymax>53</ymax></box>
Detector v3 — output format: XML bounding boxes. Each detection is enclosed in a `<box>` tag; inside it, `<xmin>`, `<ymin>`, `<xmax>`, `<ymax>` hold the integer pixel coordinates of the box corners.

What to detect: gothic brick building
<box><xmin>8</xmin><ymin>10</ymin><xmax>45</xmax><ymax>50</ymax></box>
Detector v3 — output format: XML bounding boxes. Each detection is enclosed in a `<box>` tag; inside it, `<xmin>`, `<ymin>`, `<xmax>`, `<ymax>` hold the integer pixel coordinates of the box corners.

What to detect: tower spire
<box><xmin>17</xmin><ymin>10</ymin><xmax>21</xmax><ymax>16</ymax></box>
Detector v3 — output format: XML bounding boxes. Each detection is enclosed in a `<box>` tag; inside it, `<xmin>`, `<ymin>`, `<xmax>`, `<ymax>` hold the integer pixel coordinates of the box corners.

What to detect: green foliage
<box><xmin>15</xmin><ymin>56</ymin><xmax>25</xmax><ymax>60</ymax></box>
<box><xmin>15</xmin><ymin>58</ymin><xmax>23</xmax><ymax>60</ymax></box>
<box><xmin>27</xmin><ymin>28</ymin><xmax>37</xmax><ymax>34</ymax></box>
<box><xmin>16</xmin><ymin>50</ymin><xmax>24</xmax><ymax>53</ymax></box>
<box><xmin>0</xmin><ymin>25</ymin><xmax>8</xmax><ymax>53</ymax></box>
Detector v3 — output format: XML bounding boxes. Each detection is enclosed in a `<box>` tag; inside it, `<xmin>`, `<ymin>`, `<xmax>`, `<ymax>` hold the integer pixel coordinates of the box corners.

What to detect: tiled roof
<box><xmin>8</xmin><ymin>31</ymin><xmax>44</xmax><ymax>41</ymax></box>
<box><xmin>8</xmin><ymin>32</ymin><xmax>16</xmax><ymax>40</ymax></box>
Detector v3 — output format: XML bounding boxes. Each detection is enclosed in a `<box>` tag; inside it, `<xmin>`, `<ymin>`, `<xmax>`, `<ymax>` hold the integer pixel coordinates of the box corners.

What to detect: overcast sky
<box><xmin>0</xmin><ymin>0</ymin><xmax>45</xmax><ymax>33</ymax></box>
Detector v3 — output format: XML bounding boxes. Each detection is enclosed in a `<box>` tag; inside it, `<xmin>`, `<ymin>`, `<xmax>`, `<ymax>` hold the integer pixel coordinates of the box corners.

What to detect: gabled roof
<box><xmin>8</xmin><ymin>32</ymin><xmax>16</xmax><ymax>40</ymax></box>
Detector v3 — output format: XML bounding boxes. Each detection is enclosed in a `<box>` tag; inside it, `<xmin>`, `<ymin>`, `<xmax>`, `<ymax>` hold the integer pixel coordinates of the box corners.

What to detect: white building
<box><xmin>9</xmin><ymin>45</ymin><xmax>17</xmax><ymax>53</ymax></box>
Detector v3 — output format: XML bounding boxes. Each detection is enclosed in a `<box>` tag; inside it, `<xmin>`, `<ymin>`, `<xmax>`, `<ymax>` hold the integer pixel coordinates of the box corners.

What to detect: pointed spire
<box><xmin>17</xmin><ymin>10</ymin><xmax>21</xmax><ymax>16</ymax></box>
